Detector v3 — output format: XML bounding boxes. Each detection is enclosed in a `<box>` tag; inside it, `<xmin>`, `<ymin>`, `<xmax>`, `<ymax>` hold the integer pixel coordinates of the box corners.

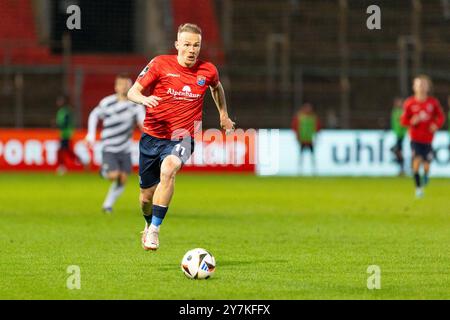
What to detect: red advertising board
<box><xmin>0</xmin><ymin>129</ymin><xmax>255</xmax><ymax>173</ymax></box>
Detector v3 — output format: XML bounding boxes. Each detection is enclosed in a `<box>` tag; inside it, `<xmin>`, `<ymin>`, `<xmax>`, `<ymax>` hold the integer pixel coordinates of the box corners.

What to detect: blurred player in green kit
<box><xmin>447</xmin><ymin>95</ymin><xmax>450</xmax><ymax>151</ymax></box>
<box><xmin>55</xmin><ymin>94</ymin><xmax>84</xmax><ymax>175</ymax></box>
<box><xmin>390</xmin><ymin>97</ymin><xmax>407</xmax><ymax>176</ymax></box>
<box><xmin>291</xmin><ymin>102</ymin><xmax>321</xmax><ymax>174</ymax></box>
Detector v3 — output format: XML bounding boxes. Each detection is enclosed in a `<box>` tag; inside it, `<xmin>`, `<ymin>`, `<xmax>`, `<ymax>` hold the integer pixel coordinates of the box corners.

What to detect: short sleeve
<box><xmin>209</xmin><ymin>64</ymin><xmax>219</xmax><ymax>88</ymax></box>
<box><xmin>136</xmin><ymin>57</ymin><xmax>160</xmax><ymax>89</ymax></box>
<box><xmin>432</xmin><ymin>98</ymin><xmax>445</xmax><ymax>128</ymax></box>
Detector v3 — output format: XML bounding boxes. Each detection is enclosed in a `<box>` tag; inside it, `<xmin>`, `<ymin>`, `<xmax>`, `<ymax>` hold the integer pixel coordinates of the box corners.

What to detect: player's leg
<box><xmin>143</xmin><ymin>137</ymin><xmax>194</xmax><ymax>250</ymax></box>
<box><xmin>397</xmin><ymin>138</ymin><xmax>405</xmax><ymax>176</ymax></box>
<box><xmin>102</xmin><ymin>152</ymin><xmax>133</xmax><ymax>213</ymax></box>
<box><xmin>141</xmin><ymin>155</ymin><xmax>182</xmax><ymax>251</ymax></box>
<box><xmin>298</xmin><ymin>143</ymin><xmax>304</xmax><ymax>172</ymax></box>
<box><xmin>102</xmin><ymin>170</ymin><xmax>120</xmax><ymax>213</ymax></box>
<box><xmin>413</xmin><ymin>158</ymin><xmax>424</xmax><ymax>198</ymax></box>
<box><xmin>140</xmin><ymin>185</ymin><xmax>157</xmax><ymax>223</ymax></box>
<box><xmin>138</xmin><ymin>133</ymin><xmax>167</xmax><ymax>250</ymax></box>
<box><xmin>104</xmin><ymin>172</ymin><xmax>128</xmax><ymax>213</ymax></box>
<box><xmin>140</xmin><ymin>184</ymin><xmax>157</xmax><ymax>250</ymax></box>
<box><xmin>391</xmin><ymin>138</ymin><xmax>403</xmax><ymax>174</ymax></box>
<box><xmin>422</xmin><ymin>144</ymin><xmax>433</xmax><ymax>187</ymax></box>
<box><xmin>101</xmin><ymin>152</ymin><xmax>121</xmax><ymax>212</ymax></box>
<box><xmin>412</xmin><ymin>156</ymin><xmax>424</xmax><ymax>198</ymax></box>
<box><xmin>423</xmin><ymin>161</ymin><xmax>430</xmax><ymax>186</ymax></box>
<box><xmin>412</xmin><ymin>157</ymin><xmax>422</xmax><ymax>187</ymax></box>
<box><xmin>56</xmin><ymin>139</ymin><xmax>68</xmax><ymax>175</ymax></box>
<box><xmin>150</xmin><ymin>155</ymin><xmax>182</xmax><ymax>226</ymax></box>
<box><xmin>410</xmin><ymin>142</ymin><xmax>424</xmax><ymax>198</ymax></box>
<box><xmin>309</xmin><ymin>144</ymin><xmax>316</xmax><ymax>174</ymax></box>
<box><xmin>152</xmin><ymin>155</ymin><xmax>182</xmax><ymax>207</ymax></box>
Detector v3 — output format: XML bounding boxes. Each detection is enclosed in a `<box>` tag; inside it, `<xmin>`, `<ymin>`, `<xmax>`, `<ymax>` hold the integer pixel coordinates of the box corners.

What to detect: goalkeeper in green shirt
<box><xmin>390</xmin><ymin>97</ymin><xmax>407</xmax><ymax>176</ymax></box>
<box><xmin>56</xmin><ymin>94</ymin><xmax>83</xmax><ymax>174</ymax></box>
<box><xmin>291</xmin><ymin>103</ymin><xmax>321</xmax><ymax>174</ymax></box>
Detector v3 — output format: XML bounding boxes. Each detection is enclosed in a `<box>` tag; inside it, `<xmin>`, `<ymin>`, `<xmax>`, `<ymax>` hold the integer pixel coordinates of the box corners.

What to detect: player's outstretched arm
<box><xmin>85</xmin><ymin>107</ymin><xmax>101</xmax><ymax>147</ymax></box>
<box><xmin>210</xmin><ymin>81</ymin><xmax>235</xmax><ymax>134</ymax></box>
<box><xmin>432</xmin><ymin>100</ymin><xmax>445</xmax><ymax>131</ymax></box>
<box><xmin>127</xmin><ymin>82</ymin><xmax>161</xmax><ymax>108</ymax></box>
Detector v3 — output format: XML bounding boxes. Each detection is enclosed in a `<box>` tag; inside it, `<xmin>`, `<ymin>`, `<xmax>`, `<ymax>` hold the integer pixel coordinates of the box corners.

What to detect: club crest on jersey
<box><xmin>197</xmin><ymin>75</ymin><xmax>206</xmax><ymax>86</ymax></box>
<box><xmin>138</xmin><ymin>66</ymin><xmax>149</xmax><ymax>78</ymax></box>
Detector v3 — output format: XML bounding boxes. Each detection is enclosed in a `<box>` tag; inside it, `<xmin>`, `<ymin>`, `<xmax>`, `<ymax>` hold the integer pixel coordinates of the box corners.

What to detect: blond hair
<box><xmin>414</xmin><ymin>74</ymin><xmax>433</xmax><ymax>93</ymax></box>
<box><xmin>116</xmin><ymin>73</ymin><xmax>131</xmax><ymax>80</ymax></box>
<box><xmin>177</xmin><ymin>23</ymin><xmax>202</xmax><ymax>35</ymax></box>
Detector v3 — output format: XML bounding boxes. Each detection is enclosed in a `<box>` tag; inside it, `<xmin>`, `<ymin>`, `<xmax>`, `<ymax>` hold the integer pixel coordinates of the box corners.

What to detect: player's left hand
<box><xmin>410</xmin><ymin>115</ymin><xmax>420</xmax><ymax>126</ymax></box>
<box><xmin>220</xmin><ymin>117</ymin><xmax>235</xmax><ymax>135</ymax></box>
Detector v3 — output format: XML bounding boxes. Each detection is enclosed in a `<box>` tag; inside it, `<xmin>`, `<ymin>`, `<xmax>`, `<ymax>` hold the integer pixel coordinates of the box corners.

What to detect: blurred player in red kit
<box><xmin>401</xmin><ymin>75</ymin><xmax>445</xmax><ymax>198</ymax></box>
<box><xmin>127</xmin><ymin>23</ymin><xmax>235</xmax><ymax>251</ymax></box>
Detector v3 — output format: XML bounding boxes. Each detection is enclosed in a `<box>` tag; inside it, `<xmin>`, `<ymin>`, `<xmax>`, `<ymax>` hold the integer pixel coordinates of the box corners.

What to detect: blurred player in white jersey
<box><xmin>85</xmin><ymin>74</ymin><xmax>145</xmax><ymax>213</ymax></box>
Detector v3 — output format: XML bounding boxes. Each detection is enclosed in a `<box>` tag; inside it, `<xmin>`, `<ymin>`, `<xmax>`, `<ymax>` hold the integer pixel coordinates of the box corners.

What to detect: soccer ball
<box><xmin>181</xmin><ymin>248</ymin><xmax>216</xmax><ymax>279</ymax></box>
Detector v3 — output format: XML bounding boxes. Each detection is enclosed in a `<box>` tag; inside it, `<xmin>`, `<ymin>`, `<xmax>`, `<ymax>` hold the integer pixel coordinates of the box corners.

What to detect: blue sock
<box><xmin>151</xmin><ymin>205</ymin><xmax>168</xmax><ymax>227</ymax></box>
<box><xmin>423</xmin><ymin>174</ymin><xmax>429</xmax><ymax>186</ymax></box>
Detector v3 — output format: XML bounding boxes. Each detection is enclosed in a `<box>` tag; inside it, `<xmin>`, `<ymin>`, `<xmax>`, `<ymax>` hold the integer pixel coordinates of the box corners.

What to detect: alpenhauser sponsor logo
<box><xmin>167</xmin><ymin>87</ymin><xmax>201</xmax><ymax>99</ymax></box>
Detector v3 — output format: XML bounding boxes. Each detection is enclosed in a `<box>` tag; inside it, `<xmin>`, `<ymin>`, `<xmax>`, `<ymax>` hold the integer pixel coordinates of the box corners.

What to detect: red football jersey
<box><xmin>136</xmin><ymin>55</ymin><xmax>219</xmax><ymax>139</ymax></box>
<box><xmin>400</xmin><ymin>96</ymin><xmax>445</xmax><ymax>144</ymax></box>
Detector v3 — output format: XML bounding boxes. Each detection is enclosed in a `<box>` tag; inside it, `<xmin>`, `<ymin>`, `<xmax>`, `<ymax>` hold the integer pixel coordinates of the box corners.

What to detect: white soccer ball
<box><xmin>181</xmin><ymin>248</ymin><xmax>216</xmax><ymax>280</ymax></box>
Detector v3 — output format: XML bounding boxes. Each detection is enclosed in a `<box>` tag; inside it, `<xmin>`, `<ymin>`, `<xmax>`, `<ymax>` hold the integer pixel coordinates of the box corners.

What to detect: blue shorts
<box><xmin>411</xmin><ymin>141</ymin><xmax>433</xmax><ymax>162</ymax></box>
<box><xmin>139</xmin><ymin>133</ymin><xmax>195</xmax><ymax>188</ymax></box>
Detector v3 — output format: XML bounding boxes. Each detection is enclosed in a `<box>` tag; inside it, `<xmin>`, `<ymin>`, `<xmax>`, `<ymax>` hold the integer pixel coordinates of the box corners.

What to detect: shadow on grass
<box><xmin>218</xmin><ymin>259</ymin><xmax>288</xmax><ymax>267</ymax></box>
<box><xmin>171</xmin><ymin>213</ymin><xmax>231</xmax><ymax>221</ymax></box>
<box><xmin>157</xmin><ymin>259</ymin><xmax>288</xmax><ymax>272</ymax></box>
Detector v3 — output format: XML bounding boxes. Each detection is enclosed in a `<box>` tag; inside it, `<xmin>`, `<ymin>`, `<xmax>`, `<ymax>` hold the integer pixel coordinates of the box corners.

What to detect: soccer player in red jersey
<box><xmin>127</xmin><ymin>23</ymin><xmax>235</xmax><ymax>250</ymax></box>
<box><xmin>401</xmin><ymin>75</ymin><xmax>445</xmax><ymax>198</ymax></box>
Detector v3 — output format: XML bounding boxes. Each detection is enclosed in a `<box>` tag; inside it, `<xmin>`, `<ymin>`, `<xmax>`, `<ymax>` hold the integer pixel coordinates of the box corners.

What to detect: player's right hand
<box><xmin>141</xmin><ymin>95</ymin><xmax>162</xmax><ymax>108</ymax></box>
<box><xmin>220</xmin><ymin>116</ymin><xmax>236</xmax><ymax>135</ymax></box>
<box><xmin>84</xmin><ymin>134</ymin><xmax>95</xmax><ymax>148</ymax></box>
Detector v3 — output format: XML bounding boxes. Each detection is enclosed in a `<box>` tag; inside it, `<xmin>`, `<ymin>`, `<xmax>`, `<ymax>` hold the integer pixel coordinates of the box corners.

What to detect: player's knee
<box><xmin>140</xmin><ymin>195</ymin><xmax>150</xmax><ymax>207</ymax></box>
<box><xmin>107</xmin><ymin>171</ymin><xmax>120</xmax><ymax>180</ymax></box>
<box><xmin>140</xmin><ymin>191</ymin><xmax>153</xmax><ymax>206</ymax></box>
<box><xmin>119</xmin><ymin>173</ymin><xmax>128</xmax><ymax>185</ymax></box>
<box><xmin>160</xmin><ymin>157</ymin><xmax>181</xmax><ymax>182</ymax></box>
<box><xmin>160</xmin><ymin>167</ymin><xmax>176</xmax><ymax>183</ymax></box>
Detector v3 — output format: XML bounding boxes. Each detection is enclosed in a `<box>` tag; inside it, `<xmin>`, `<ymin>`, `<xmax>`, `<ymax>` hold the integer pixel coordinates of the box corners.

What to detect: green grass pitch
<box><xmin>0</xmin><ymin>172</ymin><xmax>449</xmax><ymax>299</ymax></box>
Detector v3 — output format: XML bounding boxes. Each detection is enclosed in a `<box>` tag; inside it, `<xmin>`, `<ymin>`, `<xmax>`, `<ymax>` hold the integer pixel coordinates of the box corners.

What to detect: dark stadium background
<box><xmin>1</xmin><ymin>0</ymin><xmax>449</xmax><ymax>130</ymax></box>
